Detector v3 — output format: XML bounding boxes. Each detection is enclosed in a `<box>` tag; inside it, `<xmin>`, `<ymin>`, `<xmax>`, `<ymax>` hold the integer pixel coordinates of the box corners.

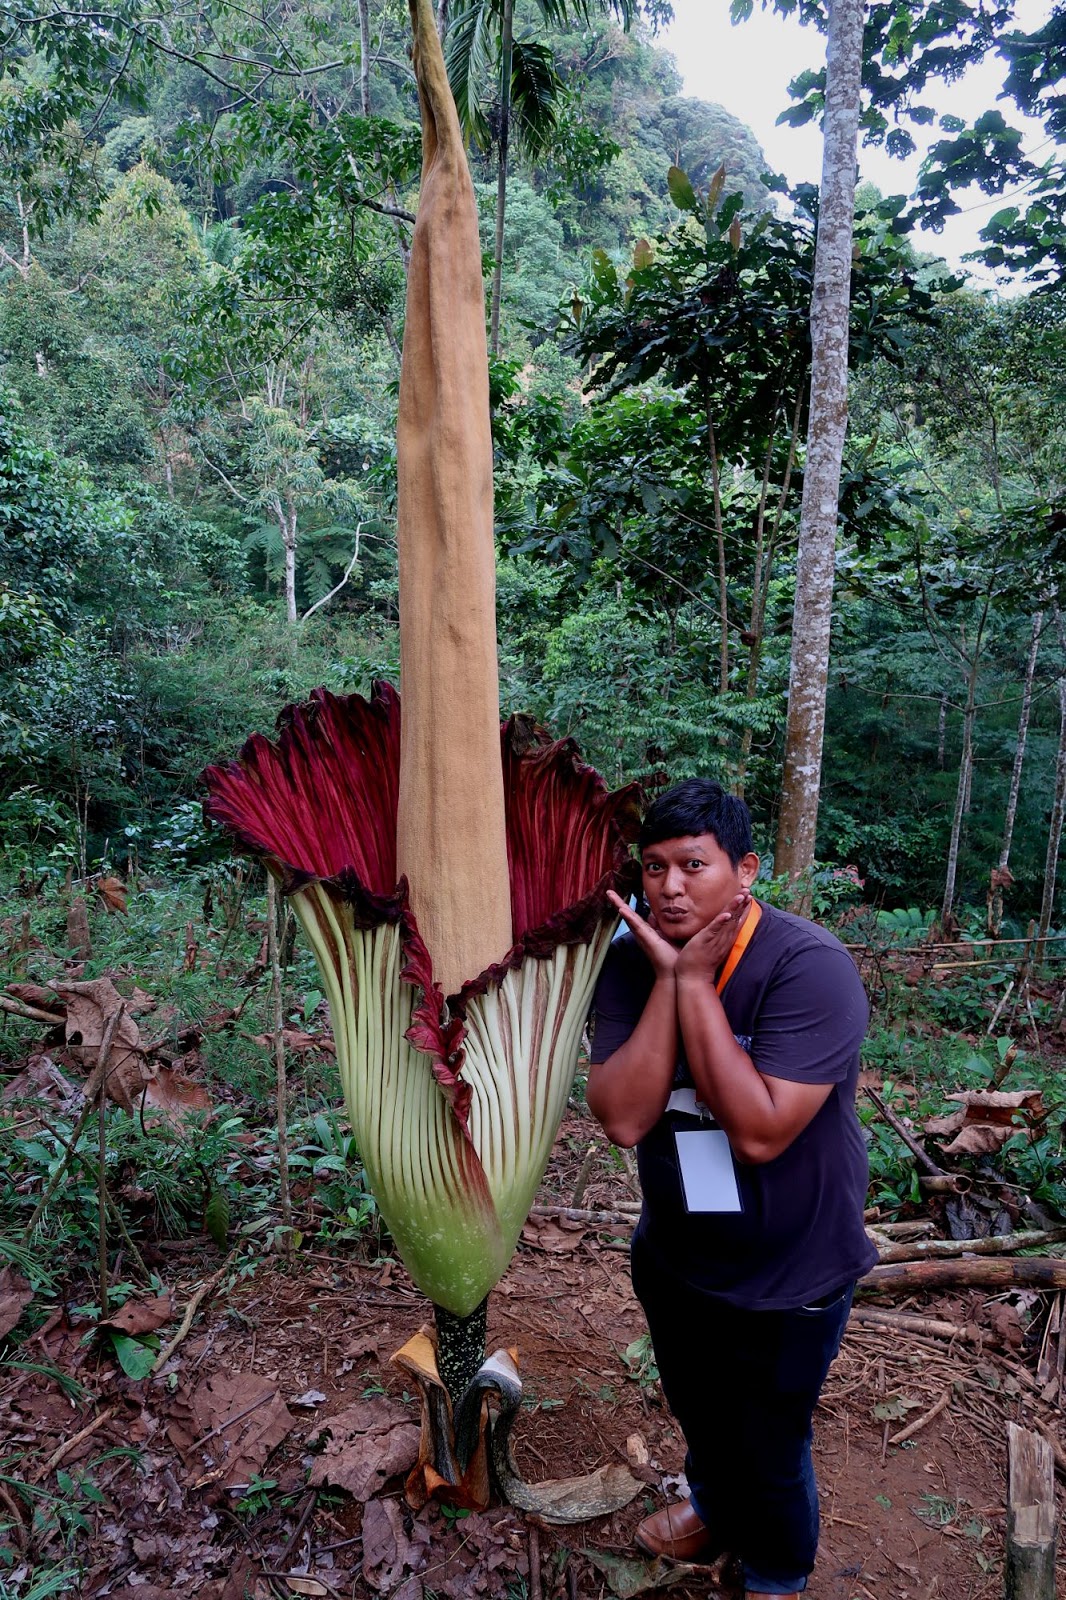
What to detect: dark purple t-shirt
<box><xmin>589</xmin><ymin>900</ymin><xmax>877</xmax><ymax>1310</ymax></box>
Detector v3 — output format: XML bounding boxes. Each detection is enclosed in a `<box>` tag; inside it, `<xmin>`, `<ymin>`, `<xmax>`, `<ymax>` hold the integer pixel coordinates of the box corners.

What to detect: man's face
<box><xmin>641</xmin><ymin>832</ymin><xmax>759</xmax><ymax>945</ymax></box>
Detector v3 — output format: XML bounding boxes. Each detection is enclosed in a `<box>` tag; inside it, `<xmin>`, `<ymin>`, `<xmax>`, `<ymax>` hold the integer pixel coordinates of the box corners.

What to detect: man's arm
<box><xmin>585</xmin><ymin>962</ymin><xmax>678</xmax><ymax>1148</ymax></box>
<box><xmin>675</xmin><ymin>971</ymin><xmax>832</xmax><ymax>1164</ymax></box>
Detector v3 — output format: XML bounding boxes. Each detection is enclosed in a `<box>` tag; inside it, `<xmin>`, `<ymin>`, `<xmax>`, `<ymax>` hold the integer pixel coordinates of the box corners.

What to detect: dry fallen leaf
<box><xmin>308</xmin><ymin>1398</ymin><xmax>420</xmax><ymax>1501</ymax></box>
<box><xmin>0</xmin><ymin>1268</ymin><xmax>33</xmax><ymax>1339</ymax></box>
<box><xmin>924</xmin><ymin>1088</ymin><xmax>1045</xmax><ymax>1155</ymax></box>
<box><xmin>167</xmin><ymin>1373</ymin><xmax>294</xmax><ymax>1491</ymax></box>
<box><xmin>99</xmin><ymin>1293</ymin><xmax>173</xmax><ymax>1338</ymax></box>
<box><xmin>582</xmin><ymin>1549</ymin><xmax>702</xmax><ymax>1599</ymax></box>
<box><xmin>52</xmin><ymin>977</ymin><xmax>146</xmax><ymax>1108</ymax></box>
<box><xmin>361</xmin><ymin>1496</ymin><xmax>425</xmax><ymax>1593</ymax></box>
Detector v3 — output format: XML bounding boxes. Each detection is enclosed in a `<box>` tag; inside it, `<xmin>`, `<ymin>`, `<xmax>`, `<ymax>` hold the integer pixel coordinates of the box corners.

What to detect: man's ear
<box><xmin>739</xmin><ymin>852</ymin><xmax>760</xmax><ymax>890</ymax></box>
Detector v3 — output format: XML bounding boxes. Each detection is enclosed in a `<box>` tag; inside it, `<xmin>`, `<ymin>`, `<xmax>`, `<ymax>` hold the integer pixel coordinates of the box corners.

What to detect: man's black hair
<box><xmin>639</xmin><ymin>778</ymin><xmax>753</xmax><ymax>868</ymax></box>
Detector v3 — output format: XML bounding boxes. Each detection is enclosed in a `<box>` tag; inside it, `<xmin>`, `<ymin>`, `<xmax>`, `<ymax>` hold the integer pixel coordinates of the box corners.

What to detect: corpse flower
<box><xmin>204</xmin><ymin>684</ymin><xmax>639</xmax><ymax>1350</ymax></box>
<box><xmin>204</xmin><ymin>0</ymin><xmax>643</xmax><ymax>1513</ymax></box>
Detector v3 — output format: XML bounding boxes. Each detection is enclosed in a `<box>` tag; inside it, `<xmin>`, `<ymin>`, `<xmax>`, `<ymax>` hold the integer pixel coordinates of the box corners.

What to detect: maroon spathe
<box><xmin>203</xmin><ymin>683</ymin><xmax>641</xmax><ymax>1129</ymax></box>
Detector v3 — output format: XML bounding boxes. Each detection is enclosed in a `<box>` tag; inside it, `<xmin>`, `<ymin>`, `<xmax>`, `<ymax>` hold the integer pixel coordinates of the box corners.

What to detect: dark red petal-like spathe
<box><xmin>202</xmin><ymin>686</ymin><xmax>643</xmax><ymax>1119</ymax></box>
<box><xmin>203</xmin><ymin>682</ymin><xmax>401</xmax><ymax>891</ymax></box>
<box><xmin>501</xmin><ymin>714</ymin><xmax>642</xmax><ymax>942</ymax></box>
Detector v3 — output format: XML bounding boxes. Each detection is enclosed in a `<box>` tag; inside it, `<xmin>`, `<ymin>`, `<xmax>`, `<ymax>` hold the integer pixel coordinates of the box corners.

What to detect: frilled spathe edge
<box><xmin>202</xmin><ymin>682</ymin><xmax>643</xmax><ymax>1129</ymax></box>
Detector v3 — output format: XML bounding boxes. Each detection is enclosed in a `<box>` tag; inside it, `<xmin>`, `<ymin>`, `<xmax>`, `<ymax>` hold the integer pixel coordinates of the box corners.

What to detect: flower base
<box><xmin>391</xmin><ymin>1317</ymin><xmax>645</xmax><ymax>1523</ymax></box>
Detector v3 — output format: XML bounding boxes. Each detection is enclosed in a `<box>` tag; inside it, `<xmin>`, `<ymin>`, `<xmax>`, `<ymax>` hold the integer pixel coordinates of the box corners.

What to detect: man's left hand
<box><xmin>674</xmin><ymin>892</ymin><xmax>753</xmax><ymax>983</ymax></box>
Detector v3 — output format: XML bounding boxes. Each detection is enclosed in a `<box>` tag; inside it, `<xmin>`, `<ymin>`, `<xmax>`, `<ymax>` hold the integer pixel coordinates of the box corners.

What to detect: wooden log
<box><xmin>870</xmin><ymin>1229</ymin><xmax>1066</xmax><ymax>1265</ymax></box>
<box><xmin>1005</xmin><ymin>1423</ymin><xmax>1057</xmax><ymax>1600</ymax></box>
<box><xmin>861</xmin><ymin>1258</ymin><xmax>1066</xmax><ymax>1293</ymax></box>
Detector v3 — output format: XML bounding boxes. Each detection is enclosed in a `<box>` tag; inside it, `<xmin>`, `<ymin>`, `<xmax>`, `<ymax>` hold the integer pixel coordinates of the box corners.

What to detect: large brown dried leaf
<box><xmin>52</xmin><ymin>977</ymin><xmax>147</xmax><ymax>1109</ymax></box>
<box><xmin>307</xmin><ymin>1398</ymin><xmax>420</xmax><ymax>1501</ymax></box>
<box><xmin>582</xmin><ymin>1550</ymin><xmax>702</xmax><ymax>1599</ymax></box>
<box><xmin>5</xmin><ymin>982</ymin><xmax>64</xmax><ymax>1013</ymax></box>
<box><xmin>99</xmin><ymin>1293</ymin><xmax>173</xmax><ymax>1338</ymax></box>
<box><xmin>167</xmin><ymin>1373</ymin><xmax>294</xmax><ymax>1491</ymax></box>
<box><xmin>0</xmin><ymin>1269</ymin><xmax>33</xmax><ymax>1338</ymax></box>
<box><xmin>96</xmin><ymin>875</ymin><xmax>128</xmax><ymax>914</ymax></box>
<box><xmin>925</xmin><ymin>1089</ymin><xmax>1045</xmax><ymax>1155</ymax></box>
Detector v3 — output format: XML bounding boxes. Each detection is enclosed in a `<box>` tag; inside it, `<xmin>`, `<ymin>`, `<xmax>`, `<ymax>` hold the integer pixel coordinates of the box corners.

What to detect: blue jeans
<box><xmin>632</xmin><ymin>1235</ymin><xmax>854</xmax><ymax>1595</ymax></box>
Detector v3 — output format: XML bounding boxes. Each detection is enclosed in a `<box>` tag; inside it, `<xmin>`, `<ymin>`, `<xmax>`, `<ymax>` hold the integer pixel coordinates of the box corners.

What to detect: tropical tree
<box><xmin>773</xmin><ymin>0</ymin><xmax>866</xmax><ymax>892</ymax></box>
<box><xmin>445</xmin><ymin>0</ymin><xmax>647</xmax><ymax>353</ymax></box>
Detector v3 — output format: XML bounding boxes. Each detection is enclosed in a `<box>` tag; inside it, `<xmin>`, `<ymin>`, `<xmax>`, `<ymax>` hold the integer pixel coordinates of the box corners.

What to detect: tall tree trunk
<box><xmin>488</xmin><ymin>0</ymin><xmax>514</xmax><ymax>358</ymax></box>
<box><xmin>989</xmin><ymin>609</ymin><xmax>1043</xmax><ymax>933</ymax></box>
<box><xmin>281</xmin><ymin>499</ymin><xmax>298</xmax><ymax>624</ymax></box>
<box><xmin>702</xmin><ymin>383</ymin><xmax>729</xmax><ymax>696</ymax></box>
<box><xmin>359</xmin><ymin>0</ymin><xmax>372</xmax><ymax>116</ymax></box>
<box><xmin>941</xmin><ymin>686</ymin><xmax>975</xmax><ymax>927</ymax></box>
<box><xmin>773</xmin><ymin>0</ymin><xmax>865</xmax><ymax>894</ymax></box>
<box><xmin>1037</xmin><ymin>670</ymin><xmax>1066</xmax><ymax>960</ymax></box>
<box><xmin>437</xmin><ymin>0</ymin><xmax>450</xmax><ymax>42</ymax></box>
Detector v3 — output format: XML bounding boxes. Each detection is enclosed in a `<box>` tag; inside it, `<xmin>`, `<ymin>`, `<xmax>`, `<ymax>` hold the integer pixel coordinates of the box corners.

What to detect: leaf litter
<box><xmin>3</xmin><ymin>1096</ymin><xmax>1066</xmax><ymax>1598</ymax></box>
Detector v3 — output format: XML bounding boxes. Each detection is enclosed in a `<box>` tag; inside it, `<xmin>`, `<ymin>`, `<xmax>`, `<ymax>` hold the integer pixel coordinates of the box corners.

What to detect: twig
<box><xmin>570</xmin><ymin>1143</ymin><xmax>598</xmax><ymax>1209</ymax></box>
<box><xmin>0</xmin><ymin>1481</ymin><xmax>26</xmax><ymax>1549</ymax></box>
<box><xmin>36</xmin><ymin>1407</ymin><xmax>116</xmax><ymax>1479</ymax></box>
<box><xmin>888</xmin><ymin>1389</ymin><xmax>952</xmax><ymax>1446</ymax></box>
<box><xmin>528</xmin><ymin>1525</ymin><xmax>542</xmax><ymax>1600</ymax></box>
<box><xmin>863</xmin><ymin>1086</ymin><xmax>945</xmax><ymax>1177</ymax></box>
<box><xmin>850</xmin><ymin>1308</ymin><xmax>979</xmax><ymax>1343</ymax></box>
<box><xmin>152</xmin><ymin>1254</ymin><xmax>235</xmax><ymax>1374</ymax></box>
<box><xmin>277</xmin><ymin>1488</ymin><xmax>319</xmax><ymax>1565</ymax></box>
<box><xmin>29</xmin><ymin>1107</ymin><xmax>151</xmax><ymax>1282</ymax></box>
<box><xmin>531</xmin><ymin>1204</ymin><xmax>639</xmax><ymax>1224</ymax></box>
<box><xmin>190</xmin><ymin>1390</ymin><xmax>277</xmax><ymax>1451</ymax></box>
<box><xmin>0</xmin><ymin>993</ymin><xmax>65</xmax><ymax>1025</ymax></box>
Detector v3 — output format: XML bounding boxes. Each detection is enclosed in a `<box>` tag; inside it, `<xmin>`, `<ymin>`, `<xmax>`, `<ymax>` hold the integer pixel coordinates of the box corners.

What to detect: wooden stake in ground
<box><xmin>1005</xmin><ymin>1422</ymin><xmax>1057</xmax><ymax>1600</ymax></box>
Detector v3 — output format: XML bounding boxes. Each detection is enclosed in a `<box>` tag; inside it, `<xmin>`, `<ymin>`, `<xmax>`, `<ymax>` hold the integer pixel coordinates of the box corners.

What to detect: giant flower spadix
<box><xmin>204</xmin><ymin>684</ymin><xmax>640</xmax><ymax>1319</ymax></box>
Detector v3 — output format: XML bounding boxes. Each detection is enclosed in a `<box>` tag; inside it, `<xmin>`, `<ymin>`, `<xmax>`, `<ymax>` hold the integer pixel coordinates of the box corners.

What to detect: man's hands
<box><xmin>605</xmin><ymin>889</ymin><xmax>677</xmax><ymax>975</ymax></box>
<box><xmin>675</xmin><ymin>892</ymin><xmax>752</xmax><ymax>983</ymax></box>
<box><xmin>606</xmin><ymin>888</ymin><xmax>752</xmax><ymax>984</ymax></box>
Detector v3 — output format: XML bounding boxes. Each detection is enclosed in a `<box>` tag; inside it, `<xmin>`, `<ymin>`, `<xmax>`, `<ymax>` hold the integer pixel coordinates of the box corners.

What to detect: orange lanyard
<box><xmin>715</xmin><ymin>900</ymin><xmax>762</xmax><ymax>994</ymax></box>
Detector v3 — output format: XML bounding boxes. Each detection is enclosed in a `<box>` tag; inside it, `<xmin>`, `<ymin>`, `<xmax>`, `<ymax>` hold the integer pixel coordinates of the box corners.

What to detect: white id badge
<box><xmin>674</xmin><ymin>1128</ymin><xmax>743</xmax><ymax>1213</ymax></box>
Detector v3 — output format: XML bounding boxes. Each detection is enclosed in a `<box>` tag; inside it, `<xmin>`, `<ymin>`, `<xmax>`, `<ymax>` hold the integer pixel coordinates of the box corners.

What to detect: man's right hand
<box><xmin>606</xmin><ymin>890</ymin><xmax>678</xmax><ymax>977</ymax></box>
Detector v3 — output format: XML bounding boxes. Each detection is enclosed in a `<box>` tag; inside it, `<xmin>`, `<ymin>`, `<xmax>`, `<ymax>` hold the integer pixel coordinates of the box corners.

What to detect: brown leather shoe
<box><xmin>635</xmin><ymin>1498</ymin><xmax>715</xmax><ymax>1561</ymax></box>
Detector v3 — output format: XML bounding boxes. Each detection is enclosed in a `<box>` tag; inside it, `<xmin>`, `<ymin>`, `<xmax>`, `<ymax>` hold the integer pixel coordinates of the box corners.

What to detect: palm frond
<box><xmin>509</xmin><ymin>38</ymin><xmax>563</xmax><ymax>159</ymax></box>
<box><xmin>445</xmin><ymin>3</ymin><xmax>497</xmax><ymax>148</ymax></box>
<box><xmin>532</xmin><ymin>0</ymin><xmax>635</xmax><ymax>28</ymax></box>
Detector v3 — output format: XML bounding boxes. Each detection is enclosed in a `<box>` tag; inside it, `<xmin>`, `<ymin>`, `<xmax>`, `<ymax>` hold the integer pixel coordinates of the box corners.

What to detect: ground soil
<box><xmin>3</xmin><ymin>1111</ymin><xmax>1065</xmax><ymax>1600</ymax></box>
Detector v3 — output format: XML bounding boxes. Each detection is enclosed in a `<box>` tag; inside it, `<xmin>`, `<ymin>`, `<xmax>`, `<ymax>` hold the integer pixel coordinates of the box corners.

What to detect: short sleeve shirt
<box><xmin>589</xmin><ymin>900</ymin><xmax>877</xmax><ymax>1310</ymax></box>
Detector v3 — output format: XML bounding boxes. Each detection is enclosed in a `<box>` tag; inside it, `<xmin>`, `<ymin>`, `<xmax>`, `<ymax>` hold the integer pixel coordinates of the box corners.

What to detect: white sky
<box><xmin>655</xmin><ymin>0</ymin><xmax>1053</xmax><ymax>287</ymax></box>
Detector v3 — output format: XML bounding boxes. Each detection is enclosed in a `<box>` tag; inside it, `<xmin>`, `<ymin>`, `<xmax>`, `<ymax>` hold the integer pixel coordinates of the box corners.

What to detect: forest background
<box><xmin>4</xmin><ymin>4</ymin><xmax>1066</xmax><ymax>1592</ymax></box>
<box><xmin>3</xmin><ymin>0</ymin><xmax>1066</xmax><ymax>934</ymax></box>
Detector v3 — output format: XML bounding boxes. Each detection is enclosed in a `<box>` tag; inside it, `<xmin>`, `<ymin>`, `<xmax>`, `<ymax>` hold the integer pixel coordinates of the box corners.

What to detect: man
<box><xmin>587</xmin><ymin>778</ymin><xmax>875</xmax><ymax>1600</ymax></box>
